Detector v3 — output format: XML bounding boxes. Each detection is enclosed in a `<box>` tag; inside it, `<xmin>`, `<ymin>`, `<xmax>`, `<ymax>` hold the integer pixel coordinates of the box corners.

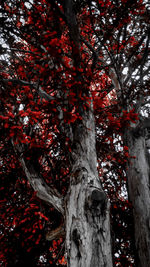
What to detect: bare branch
<box><xmin>1</xmin><ymin>78</ymin><xmax>55</xmax><ymax>101</ymax></box>
<box><xmin>38</xmin><ymin>86</ymin><xmax>55</xmax><ymax>101</ymax></box>
<box><xmin>46</xmin><ymin>223</ymin><xmax>65</xmax><ymax>241</ymax></box>
<box><xmin>124</xmin><ymin>35</ymin><xmax>146</xmax><ymax>68</ymax></box>
<box><xmin>0</xmin><ymin>78</ymin><xmax>35</xmax><ymax>87</ymax></box>
<box><xmin>108</xmin><ymin>68</ymin><xmax>122</xmax><ymax>99</ymax></box>
<box><xmin>12</xmin><ymin>142</ymin><xmax>64</xmax><ymax>215</ymax></box>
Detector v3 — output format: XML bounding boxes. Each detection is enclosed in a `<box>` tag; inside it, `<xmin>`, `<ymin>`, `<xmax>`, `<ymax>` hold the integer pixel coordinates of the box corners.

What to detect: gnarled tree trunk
<box><xmin>125</xmin><ymin>129</ymin><xmax>150</xmax><ymax>267</ymax></box>
<box><xmin>65</xmin><ymin>106</ymin><xmax>113</xmax><ymax>267</ymax></box>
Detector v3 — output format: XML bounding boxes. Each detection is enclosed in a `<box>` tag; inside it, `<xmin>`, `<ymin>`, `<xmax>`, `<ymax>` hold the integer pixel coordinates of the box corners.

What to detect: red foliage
<box><xmin>1</xmin><ymin>0</ymin><xmax>148</xmax><ymax>265</ymax></box>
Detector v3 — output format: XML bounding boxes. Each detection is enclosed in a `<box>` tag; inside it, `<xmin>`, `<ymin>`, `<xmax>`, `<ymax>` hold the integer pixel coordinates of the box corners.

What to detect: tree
<box><xmin>0</xmin><ymin>0</ymin><xmax>150</xmax><ymax>266</ymax></box>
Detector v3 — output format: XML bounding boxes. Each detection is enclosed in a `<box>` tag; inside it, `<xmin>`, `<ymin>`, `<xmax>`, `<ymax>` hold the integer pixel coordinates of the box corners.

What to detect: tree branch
<box><xmin>46</xmin><ymin>223</ymin><xmax>65</xmax><ymax>241</ymax></box>
<box><xmin>12</xmin><ymin>142</ymin><xmax>64</xmax><ymax>215</ymax></box>
<box><xmin>1</xmin><ymin>78</ymin><xmax>55</xmax><ymax>101</ymax></box>
<box><xmin>63</xmin><ymin>0</ymin><xmax>80</xmax><ymax>66</ymax></box>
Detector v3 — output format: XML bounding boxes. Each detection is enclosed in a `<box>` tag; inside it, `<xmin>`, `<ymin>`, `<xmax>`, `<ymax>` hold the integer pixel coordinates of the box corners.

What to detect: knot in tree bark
<box><xmin>85</xmin><ymin>188</ymin><xmax>107</xmax><ymax>216</ymax></box>
<box><xmin>91</xmin><ymin>189</ymin><xmax>106</xmax><ymax>207</ymax></box>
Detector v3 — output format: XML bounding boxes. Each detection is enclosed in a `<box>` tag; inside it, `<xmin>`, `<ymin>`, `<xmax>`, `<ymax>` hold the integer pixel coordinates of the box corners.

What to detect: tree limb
<box><xmin>46</xmin><ymin>223</ymin><xmax>65</xmax><ymax>241</ymax></box>
<box><xmin>1</xmin><ymin>78</ymin><xmax>55</xmax><ymax>101</ymax></box>
<box><xmin>12</xmin><ymin>141</ymin><xmax>64</xmax><ymax>215</ymax></box>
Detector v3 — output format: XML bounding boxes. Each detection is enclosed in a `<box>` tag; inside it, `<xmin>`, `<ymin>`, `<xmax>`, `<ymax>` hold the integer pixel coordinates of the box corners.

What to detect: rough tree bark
<box><xmin>63</xmin><ymin>1</ymin><xmax>113</xmax><ymax>264</ymax></box>
<box><xmin>65</xmin><ymin>104</ymin><xmax>113</xmax><ymax>267</ymax></box>
<box><xmin>14</xmin><ymin>99</ymin><xmax>113</xmax><ymax>266</ymax></box>
<box><xmin>110</xmin><ymin>65</ymin><xmax>150</xmax><ymax>266</ymax></box>
<box><xmin>124</xmin><ymin>127</ymin><xmax>150</xmax><ymax>267</ymax></box>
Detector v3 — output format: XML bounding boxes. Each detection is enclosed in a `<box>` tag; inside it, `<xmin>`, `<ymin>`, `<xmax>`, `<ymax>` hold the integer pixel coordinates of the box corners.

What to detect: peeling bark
<box><xmin>125</xmin><ymin>130</ymin><xmax>150</xmax><ymax>267</ymax></box>
<box><xmin>65</xmin><ymin>107</ymin><xmax>113</xmax><ymax>267</ymax></box>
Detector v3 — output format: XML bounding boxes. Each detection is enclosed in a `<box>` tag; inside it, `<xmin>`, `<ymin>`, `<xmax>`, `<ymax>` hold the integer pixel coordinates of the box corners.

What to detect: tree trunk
<box><xmin>125</xmin><ymin>130</ymin><xmax>150</xmax><ymax>267</ymax></box>
<box><xmin>65</xmin><ymin>106</ymin><xmax>113</xmax><ymax>267</ymax></box>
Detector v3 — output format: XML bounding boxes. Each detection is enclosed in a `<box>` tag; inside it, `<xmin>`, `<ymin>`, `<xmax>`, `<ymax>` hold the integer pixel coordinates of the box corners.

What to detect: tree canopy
<box><xmin>0</xmin><ymin>0</ymin><xmax>150</xmax><ymax>266</ymax></box>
